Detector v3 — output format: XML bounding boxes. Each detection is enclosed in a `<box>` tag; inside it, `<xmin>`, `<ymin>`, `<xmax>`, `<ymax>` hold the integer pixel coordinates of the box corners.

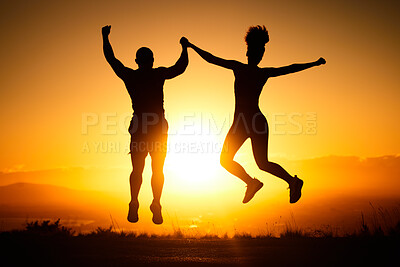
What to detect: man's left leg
<box><xmin>149</xmin><ymin>150</ymin><xmax>166</xmax><ymax>224</ymax></box>
<box><xmin>149</xmin><ymin>121</ymin><xmax>168</xmax><ymax>225</ymax></box>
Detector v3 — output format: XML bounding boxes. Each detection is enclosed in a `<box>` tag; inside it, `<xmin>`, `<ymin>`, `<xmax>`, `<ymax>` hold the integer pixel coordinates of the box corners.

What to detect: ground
<box><xmin>1</xmin><ymin>233</ymin><xmax>398</xmax><ymax>266</ymax></box>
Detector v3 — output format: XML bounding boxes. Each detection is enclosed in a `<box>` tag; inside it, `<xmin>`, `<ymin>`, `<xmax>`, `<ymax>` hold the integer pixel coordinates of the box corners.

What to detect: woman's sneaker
<box><xmin>243</xmin><ymin>178</ymin><xmax>263</xmax><ymax>203</ymax></box>
<box><xmin>289</xmin><ymin>176</ymin><xmax>303</xmax><ymax>203</ymax></box>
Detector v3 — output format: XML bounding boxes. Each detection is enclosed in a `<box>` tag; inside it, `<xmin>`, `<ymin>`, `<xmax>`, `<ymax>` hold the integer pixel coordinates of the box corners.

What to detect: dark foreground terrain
<box><xmin>1</xmin><ymin>231</ymin><xmax>399</xmax><ymax>266</ymax></box>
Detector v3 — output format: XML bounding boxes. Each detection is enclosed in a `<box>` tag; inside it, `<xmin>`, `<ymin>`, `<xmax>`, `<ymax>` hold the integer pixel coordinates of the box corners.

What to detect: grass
<box><xmin>4</xmin><ymin>212</ymin><xmax>398</xmax><ymax>240</ymax></box>
<box><xmin>1</xmin><ymin>215</ymin><xmax>398</xmax><ymax>267</ymax></box>
<box><xmin>1</xmin><ymin>204</ymin><xmax>399</xmax><ymax>240</ymax></box>
<box><xmin>18</xmin><ymin>219</ymin><xmax>75</xmax><ymax>237</ymax></box>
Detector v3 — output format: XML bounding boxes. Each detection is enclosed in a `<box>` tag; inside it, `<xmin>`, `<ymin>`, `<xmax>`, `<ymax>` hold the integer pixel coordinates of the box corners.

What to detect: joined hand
<box><xmin>180</xmin><ymin>37</ymin><xmax>190</xmax><ymax>48</ymax></box>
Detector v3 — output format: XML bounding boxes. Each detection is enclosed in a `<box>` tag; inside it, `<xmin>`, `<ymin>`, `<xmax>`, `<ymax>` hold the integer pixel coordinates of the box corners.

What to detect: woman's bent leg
<box><xmin>220</xmin><ymin>128</ymin><xmax>253</xmax><ymax>184</ymax></box>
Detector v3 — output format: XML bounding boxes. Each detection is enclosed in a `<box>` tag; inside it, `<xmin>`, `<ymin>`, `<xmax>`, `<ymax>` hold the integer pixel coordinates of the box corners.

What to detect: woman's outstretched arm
<box><xmin>265</xmin><ymin>58</ymin><xmax>326</xmax><ymax>78</ymax></box>
<box><xmin>185</xmin><ymin>38</ymin><xmax>241</xmax><ymax>70</ymax></box>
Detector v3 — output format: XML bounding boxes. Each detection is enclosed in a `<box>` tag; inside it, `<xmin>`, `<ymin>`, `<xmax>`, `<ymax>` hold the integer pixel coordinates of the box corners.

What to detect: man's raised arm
<box><xmin>102</xmin><ymin>25</ymin><xmax>127</xmax><ymax>79</ymax></box>
<box><xmin>163</xmin><ymin>37</ymin><xmax>189</xmax><ymax>79</ymax></box>
<box><xmin>265</xmin><ymin>58</ymin><xmax>326</xmax><ymax>78</ymax></box>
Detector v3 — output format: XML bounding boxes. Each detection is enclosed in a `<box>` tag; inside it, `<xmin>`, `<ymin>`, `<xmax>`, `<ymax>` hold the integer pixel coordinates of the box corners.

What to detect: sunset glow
<box><xmin>0</xmin><ymin>0</ymin><xmax>399</xmax><ymax>236</ymax></box>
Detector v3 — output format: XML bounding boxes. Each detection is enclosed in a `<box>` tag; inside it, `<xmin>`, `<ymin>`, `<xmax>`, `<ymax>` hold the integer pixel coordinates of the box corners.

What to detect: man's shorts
<box><xmin>128</xmin><ymin>113</ymin><xmax>168</xmax><ymax>157</ymax></box>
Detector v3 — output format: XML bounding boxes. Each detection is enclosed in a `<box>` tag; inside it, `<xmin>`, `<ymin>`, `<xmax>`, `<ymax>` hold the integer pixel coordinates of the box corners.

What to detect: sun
<box><xmin>164</xmin><ymin>131</ymin><xmax>225</xmax><ymax>194</ymax></box>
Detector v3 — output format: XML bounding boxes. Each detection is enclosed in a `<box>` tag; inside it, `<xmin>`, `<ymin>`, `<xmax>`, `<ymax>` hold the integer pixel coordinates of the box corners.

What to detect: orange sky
<box><xmin>0</xmin><ymin>0</ymin><xmax>399</xmax><ymax>171</ymax></box>
<box><xmin>0</xmin><ymin>0</ymin><xmax>399</xmax><ymax>234</ymax></box>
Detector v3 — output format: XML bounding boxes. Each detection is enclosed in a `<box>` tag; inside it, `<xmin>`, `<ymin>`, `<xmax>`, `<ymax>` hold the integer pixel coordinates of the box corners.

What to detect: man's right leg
<box><xmin>128</xmin><ymin>151</ymin><xmax>146</xmax><ymax>223</ymax></box>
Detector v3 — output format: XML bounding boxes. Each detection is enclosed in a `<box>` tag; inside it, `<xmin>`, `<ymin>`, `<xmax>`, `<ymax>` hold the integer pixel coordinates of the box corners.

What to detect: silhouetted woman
<box><xmin>183</xmin><ymin>26</ymin><xmax>325</xmax><ymax>203</ymax></box>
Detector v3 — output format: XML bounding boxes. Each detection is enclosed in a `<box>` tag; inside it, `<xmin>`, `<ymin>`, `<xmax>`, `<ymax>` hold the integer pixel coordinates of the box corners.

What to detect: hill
<box><xmin>0</xmin><ymin>183</ymin><xmax>123</xmax><ymax>231</ymax></box>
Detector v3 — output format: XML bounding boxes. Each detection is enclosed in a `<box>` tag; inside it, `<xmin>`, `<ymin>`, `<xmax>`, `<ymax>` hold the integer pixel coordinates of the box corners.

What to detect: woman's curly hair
<box><xmin>245</xmin><ymin>25</ymin><xmax>269</xmax><ymax>46</ymax></box>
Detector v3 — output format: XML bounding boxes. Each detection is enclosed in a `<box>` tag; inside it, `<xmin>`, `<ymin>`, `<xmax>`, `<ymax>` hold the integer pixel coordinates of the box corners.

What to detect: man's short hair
<box><xmin>136</xmin><ymin>47</ymin><xmax>154</xmax><ymax>65</ymax></box>
<box><xmin>245</xmin><ymin>25</ymin><xmax>269</xmax><ymax>47</ymax></box>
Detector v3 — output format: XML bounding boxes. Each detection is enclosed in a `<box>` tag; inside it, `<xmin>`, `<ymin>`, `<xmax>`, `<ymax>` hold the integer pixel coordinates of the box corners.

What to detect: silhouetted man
<box><xmin>185</xmin><ymin>26</ymin><xmax>325</xmax><ymax>204</ymax></box>
<box><xmin>102</xmin><ymin>25</ymin><xmax>188</xmax><ymax>224</ymax></box>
